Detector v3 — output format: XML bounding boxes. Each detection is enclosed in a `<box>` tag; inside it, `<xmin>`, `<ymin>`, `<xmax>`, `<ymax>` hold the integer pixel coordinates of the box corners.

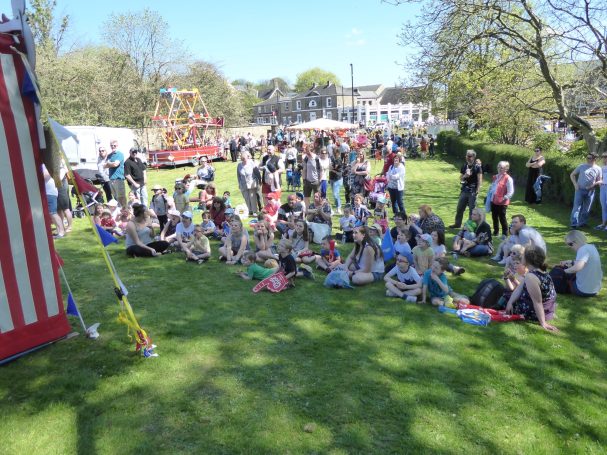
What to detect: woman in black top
<box><xmin>525</xmin><ymin>147</ymin><xmax>545</xmax><ymax>203</ymax></box>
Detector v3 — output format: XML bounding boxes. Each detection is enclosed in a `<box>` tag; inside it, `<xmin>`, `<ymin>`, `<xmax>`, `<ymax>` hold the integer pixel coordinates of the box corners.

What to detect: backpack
<box><xmin>470</xmin><ymin>279</ymin><xmax>505</xmax><ymax>309</ymax></box>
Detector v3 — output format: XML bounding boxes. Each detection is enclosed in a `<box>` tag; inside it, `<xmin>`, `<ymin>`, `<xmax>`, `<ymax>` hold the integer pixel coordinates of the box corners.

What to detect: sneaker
<box><xmin>53</xmin><ymin>233</ymin><xmax>65</xmax><ymax>239</ymax></box>
<box><xmin>405</xmin><ymin>295</ymin><xmax>417</xmax><ymax>303</ymax></box>
<box><xmin>386</xmin><ymin>290</ymin><xmax>397</xmax><ymax>297</ymax></box>
<box><xmin>491</xmin><ymin>255</ymin><xmax>502</xmax><ymax>262</ymax></box>
<box><xmin>299</xmin><ymin>264</ymin><xmax>315</xmax><ymax>280</ymax></box>
<box><xmin>454</xmin><ymin>267</ymin><xmax>466</xmax><ymax>276</ymax></box>
<box><xmin>497</xmin><ymin>259</ymin><xmax>507</xmax><ymax>265</ymax></box>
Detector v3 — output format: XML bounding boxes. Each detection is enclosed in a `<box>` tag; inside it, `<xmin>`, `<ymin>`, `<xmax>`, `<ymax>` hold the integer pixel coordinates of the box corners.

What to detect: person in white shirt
<box><xmin>554</xmin><ymin>230</ymin><xmax>603</xmax><ymax>297</ymax></box>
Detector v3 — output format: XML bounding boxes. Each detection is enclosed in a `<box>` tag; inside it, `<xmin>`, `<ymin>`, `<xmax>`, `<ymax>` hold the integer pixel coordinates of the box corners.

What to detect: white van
<box><xmin>61</xmin><ymin>126</ymin><xmax>142</xmax><ymax>171</ymax></box>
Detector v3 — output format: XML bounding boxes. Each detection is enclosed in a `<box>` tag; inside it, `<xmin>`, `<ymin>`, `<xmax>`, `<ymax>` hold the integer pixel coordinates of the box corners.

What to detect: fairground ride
<box><xmin>149</xmin><ymin>87</ymin><xmax>225</xmax><ymax>167</ymax></box>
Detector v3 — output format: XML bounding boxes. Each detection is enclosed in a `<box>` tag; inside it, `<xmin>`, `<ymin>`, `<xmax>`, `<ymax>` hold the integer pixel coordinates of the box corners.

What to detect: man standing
<box><xmin>96</xmin><ymin>146</ymin><xmax>112</xmax><ymax>202</ymax></box>
<box><xmin>570</xmin><ymin>153</ymin><xmax>602</xmax><ymax>228</ymax></box>
<box><xmin>449</xmin><ymin>149</ymin><xmax>483</xmax><ymax>228</ymax></box>
<box><xmin>229</xmin><ymin>136</ymin><xmax>238</xmax><ymax>162</ymax></box>
<box><xmin>302</xmin><ymin>146</ymin><xmax>321</xmax><ymax>208</ymax></box>
<box><xmin>105</xmin><ymin>139</ymin><xmax>126</xmax><ymax>207</ymax></box>
<box><xmin>124</xmin><ymin>147</ymin><xmax>148</xmax><ymax>206</ymax></box>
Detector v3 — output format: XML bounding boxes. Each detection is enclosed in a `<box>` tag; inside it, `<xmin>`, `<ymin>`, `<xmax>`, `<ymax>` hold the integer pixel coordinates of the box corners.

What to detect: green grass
<box><xmin>1</xmin><ymin>154</ymin><xmax>606</xmax><ymax>454</ymax></box>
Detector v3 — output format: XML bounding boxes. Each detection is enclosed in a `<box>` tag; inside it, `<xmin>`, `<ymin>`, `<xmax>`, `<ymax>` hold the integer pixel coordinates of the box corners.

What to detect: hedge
<box><xmin>437</xmin><ymin>131</ymin><xmax>586</xmax><ymax>206</ymax></box>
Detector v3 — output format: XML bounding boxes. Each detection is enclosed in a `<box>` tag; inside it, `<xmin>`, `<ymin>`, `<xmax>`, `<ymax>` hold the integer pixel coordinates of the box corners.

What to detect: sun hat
<box><xmin>420</xmin><ymin>233</ymin><xmax>433</xmax><ymax>244</ymax></box>
<box><xmin>370</xmin><ymin>223</ymin><xmax>383</xmax><ymax>233</ymax></box>
<box><xmin>152</xmin><ymin>184</ymin><xmax>162</xmax><ymax>191</ymax></box>
<box><xmin>376</xmin><ymin>196</ymin><xmax>387</xmax><ymax>205</ymax></box>
<box><xmin>225</xmin><ymin>208</ymin><xmax>235</xmax><ymax>215</ymax></box>
<box><xmin>181</xmin><ymin>210</ymin><xmax>193</xmax><ymax>219</ymax></box>
<box><xmin>167</xmin><ymin>209</ymin><xmax>180</xmax><ymax>217</ymax></box>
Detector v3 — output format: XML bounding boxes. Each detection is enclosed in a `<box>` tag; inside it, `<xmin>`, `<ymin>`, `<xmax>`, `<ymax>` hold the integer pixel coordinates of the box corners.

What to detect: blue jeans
<box><xmin>387</xmin><ymin>187</ymin><xmax>405</xmax><ymax>214</ymax></box>
<box><xmin>600</xmin><ymin>185</ymin><xmax>607</xmax><ymax>223</ymax></box>
<box><xmin>469</xmin><ymin>244</ymin><xmax>491</xmax><ymax>257</ymax></box>
<box><xmin>570</xmin><ymin>188</ymin><xmax>596</xmax><ymax>227</ymax></box>
<box><xmin>330</xmin><ymin>178</ymin><xmax>343</xmax><ymax>210</ymax></box>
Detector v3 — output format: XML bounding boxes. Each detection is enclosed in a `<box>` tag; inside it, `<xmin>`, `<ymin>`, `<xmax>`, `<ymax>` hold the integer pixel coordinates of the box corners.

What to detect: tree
<box><xmin>294</xmin><ymin>68</ymin><xmax>341</xmax><ymax>92</ymax></box>
<box><xmin>393</xmin><ymin>0</ymin><xmax>607</xmax><ymax>154</ymax></box>
<box><xmin>26</xmin><ymin>0</ymin><xmax>69</xmax><ymax>53</ymax></box>
<box><xmin>256</xmin><ymin>77</ymin><xmax>291</xmax><ymax>94</ymax></box>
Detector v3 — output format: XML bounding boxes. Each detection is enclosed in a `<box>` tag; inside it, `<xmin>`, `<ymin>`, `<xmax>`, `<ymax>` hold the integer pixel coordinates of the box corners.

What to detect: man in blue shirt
<box><xmin>105</xmin><ymin>139</ymin><xmax>126</xmax><ymax>207</ymax></box>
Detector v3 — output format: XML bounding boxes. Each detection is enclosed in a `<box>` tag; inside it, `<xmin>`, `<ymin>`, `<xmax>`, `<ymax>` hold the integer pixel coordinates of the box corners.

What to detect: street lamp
<box><xmin>276</xmin><ymin>91</ymin><xmax>279</xmax><ymax>126</ymax></box>
<box><xmin>350</xmin><ymin>63</ymin><xmax>355</xmax><ymax>123</ymax></box>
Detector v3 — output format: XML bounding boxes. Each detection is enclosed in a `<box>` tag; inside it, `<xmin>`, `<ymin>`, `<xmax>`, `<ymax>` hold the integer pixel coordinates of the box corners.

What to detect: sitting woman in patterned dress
<box><xmin>505</xmin><ymin>245</ymin><xmax>558</xmax><ymax>332</ymax></box>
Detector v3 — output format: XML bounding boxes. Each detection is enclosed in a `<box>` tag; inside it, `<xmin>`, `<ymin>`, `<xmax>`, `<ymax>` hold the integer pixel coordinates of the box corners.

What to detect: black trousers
<box><xmin>126</xmin><ymin>241</ymin><xmax>169</xmax><ymax>257</ymax></box>
<box><xmin>490</xmin><ymin>203</ymin><xmax>509</xmax><ymax>236</ymax></box>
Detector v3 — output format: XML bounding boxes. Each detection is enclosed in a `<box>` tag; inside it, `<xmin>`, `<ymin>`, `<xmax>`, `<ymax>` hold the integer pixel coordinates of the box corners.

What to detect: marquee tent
<box><xmin>285</xmin><ymin>118</ymin><xmax>356</xmax><ymax>131</ymax></box>
<box><xmin>0</xmin><ymin>2</ymin><xmax>71</xmax><ymax>362</ymax></box>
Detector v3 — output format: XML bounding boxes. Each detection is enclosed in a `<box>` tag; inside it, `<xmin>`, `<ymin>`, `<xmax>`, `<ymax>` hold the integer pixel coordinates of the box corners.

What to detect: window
<box><xmin>271</xmin><ymin>105</ymin><xmax>275</xmax><ymax>112</ymax></box>
<box><xmin>258</xmin><ymin>107</ymin><xmax>262</xmax><ymax>113</ymax></box>
<box><xmin>296</xmin><ymin>114</ymin><xmax>302</xmax><ymax>123</ymax></box>
<box><xmin>326</xmin><ymin>97</ymin><xmax>332</xmax><ymax>108</ymax></box>
<box><xmin>296</xmin><ymin>100</ymin><xmax>302</xmax><ymax>110</ymax></box>
<box><xmin>309</xmin><ymin>100</ymin><xmax>317</xmax><ymax>108</ymax></box>
<box><xmin>326</xmin><ymin>111</ymin><xmax>332</xmax><ymax>120</ymax></box>
<box><xmin>282</xmin><ymin>116</ymin><xmax>286</xmax><ymax>124</ymax></box>
<box><xmin>310</xmin><ymin>112</ymin><xmax>317</xmax><ymax>121</ymax></box>
<box><xmin>284</xmin><ymin>102</ymin><xmax>290</xmax><ymax>112</ymax></box>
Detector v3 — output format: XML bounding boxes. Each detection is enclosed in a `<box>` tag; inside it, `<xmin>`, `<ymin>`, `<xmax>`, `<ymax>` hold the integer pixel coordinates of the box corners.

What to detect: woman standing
<box><xmin>595</xmin><ymin>153</ymin><xmax>607</xmax><ymax>230</ymax></box>
<box><xmin>525</xmin><ymin>147</ymin><xmax>545</xmax><ymax>203</ymax></box>
<box><xmin>344</xmin><ymin>226</ymin><xmax>385</xmax><ymax>285</ymax></box>
<box><xmin>490</xmin><ymin>161</ymin><xmax>514</xmax><ymax>237</ymax></box>
<box><xmin>505</xmin><ymin>245</ymin><xmax>558</xmax><ymax>332</ymax></box>
<box><xmin>236</xmin><ymin>151</ymin><xmax>260</xmax><ymax>216</ymax></box>
<box><xmin>318</xmin><ymin>147</ymin><xmax>331</xmax><ymax>199</ymax></box>
<box><xmin>329</xmin><ymin>147</ymin><xmax>344</xmax><ymax>215</ymax></box>
<box><xmin>125</xmin><ymin>204</ymin><xmax>169</xmax><ymax>257</ymax></box>
<box><xmin>386</xmin><ymin>154</ymin><xmax>406</xmax><ymax>215</ymax></box>
<box><xmin>350</xmin><ymin>150</ymin><xmax>371</xmax><ymax>201</ymax></box>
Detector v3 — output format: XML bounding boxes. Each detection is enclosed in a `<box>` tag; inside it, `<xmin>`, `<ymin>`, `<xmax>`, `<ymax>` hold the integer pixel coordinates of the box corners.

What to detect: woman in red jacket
<box><xmin>490</xmin><ymin>161</ymin><xmax>514</xmax><ymax>238</ymax></box>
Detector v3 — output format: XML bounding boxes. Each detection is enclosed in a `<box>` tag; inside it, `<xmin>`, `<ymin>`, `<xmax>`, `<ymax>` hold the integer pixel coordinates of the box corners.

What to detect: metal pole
<box><xmin>350</xmin><ymin>63</ymin><xmax>354</xmax><ymax>124</ymax></box>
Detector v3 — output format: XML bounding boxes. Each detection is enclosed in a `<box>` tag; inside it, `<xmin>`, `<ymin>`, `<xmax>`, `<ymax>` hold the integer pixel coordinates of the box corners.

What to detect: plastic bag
<box><xmin>324</xmin><ymin>269</ymin><xmax>353</xmax><ymax>289</ymax></box>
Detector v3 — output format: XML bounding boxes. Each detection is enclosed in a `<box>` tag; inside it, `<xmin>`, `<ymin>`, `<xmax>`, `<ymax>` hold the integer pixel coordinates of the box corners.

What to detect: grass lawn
<box><xmin>1</xmin><ymin>154</ymin><xmax>606</xmax><ymax>454</ymax></box>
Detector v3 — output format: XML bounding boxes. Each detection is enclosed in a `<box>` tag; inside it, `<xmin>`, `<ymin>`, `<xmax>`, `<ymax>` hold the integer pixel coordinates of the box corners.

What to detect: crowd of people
<box><xmin>47</xmin><ymin>134</ymin><xmax>605</xmax><ymax>334</ymax></box>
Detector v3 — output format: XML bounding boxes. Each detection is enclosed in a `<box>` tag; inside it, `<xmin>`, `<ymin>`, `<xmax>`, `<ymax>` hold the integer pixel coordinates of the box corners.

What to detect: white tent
<box><xmin>286</xmin><ymin>118</ymin><xmax>356</xmax><ymax>131</ymax></box>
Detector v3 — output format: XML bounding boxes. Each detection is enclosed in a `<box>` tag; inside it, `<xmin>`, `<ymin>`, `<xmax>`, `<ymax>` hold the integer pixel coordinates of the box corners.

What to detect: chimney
<box><xmin>311</xmin><ymin>83</ymin><xmax>317</xmax><ymax>89</ymax></box>
<box><xmin>325</xmin><ymin>80</ymin><xmax>332</xmax><ymax>88</ymax></box>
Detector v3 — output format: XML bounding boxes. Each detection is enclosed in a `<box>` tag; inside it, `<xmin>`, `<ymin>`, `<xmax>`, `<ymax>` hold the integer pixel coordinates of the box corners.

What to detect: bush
<box><xmin>437</xmin><ymin>130</ymin><xmax>584</xmax><ymax>205</ymax></box>
<box><xmin>566</xmin><ymin>128</ymin><xmax>607</xmax><ymax>158</ymax></box>
<box><xmin>532</xmin><ymin>131</ymin><xmax>558</xmax><ymax>154</ymax></box>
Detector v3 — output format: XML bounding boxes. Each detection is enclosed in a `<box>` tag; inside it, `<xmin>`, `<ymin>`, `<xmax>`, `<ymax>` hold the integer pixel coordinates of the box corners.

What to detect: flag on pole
<box><xmin>66</xmin><ymin>293</ymin><xmax>79</xmax><ymax>317</ymax></box>
<box><xmin>71</xmin><ymin>170</ymin><xmax>99</xmax><ymax>196</ymax></box>
<box><xmin>95</xmin><ymin>225</ymin><xmax>119</xmax><ymax>247</ymax></box>
<box><xmin>381</xmin><ymin>229</ymin><xmax>395</xmax><ymax>262</ymax></box>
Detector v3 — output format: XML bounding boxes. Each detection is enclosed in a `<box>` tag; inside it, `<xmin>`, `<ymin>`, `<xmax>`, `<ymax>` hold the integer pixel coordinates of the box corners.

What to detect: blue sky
<box><xmin>7</xmin><ymin>0</ymin><xmax>421</xmax><ymax>88</ymax></box>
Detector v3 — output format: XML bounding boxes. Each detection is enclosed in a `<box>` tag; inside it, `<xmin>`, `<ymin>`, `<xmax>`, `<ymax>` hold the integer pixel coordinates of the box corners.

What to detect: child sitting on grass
<box><xmin>373</xmin><ymin>196</ymin><xmax>389</xmax><ymax>232</ymax></box>
<box><xmin>352</xmin><ymin>193</ymin><xmax>370</xmax><ymax>226</ymax></box>
<box><xmin>412</xmin><ymin>233</ymin><xmax>435</xmax><ymax>274</ymax></box>
<box><xmin>338</xmin><ymin>204</ymin><xmax>357</xmax><ymax>243</ymax></box>
<box><xmin>100</xmin><ymin>209</ymin><xmax>123</xmax><ymax>237</ymax></box>
<box><xmin>200</xmin><ymin>211</ymin><xmax>216</xmax><ymax>237</ymax></box>
<box><xmin>384</xmin><ymin>256</ymin><xmax>422</xmax><ymax>302</ymax></box>
<box><xmin>253</xmin><ymin>220</ymin><xmax>276</xmax><ymax>262</ymax></box>
<box><xmin>183</xmin><ymin>226</ymin><xmax>211</xmax><ymax>264</ymax></box>
<box><xmin>452</xmin><ymin>218</ymin><xmax>477</xmax><ymax>253</ymax></box>
<box><xmin>237</xmin><ymin>252</ymin><xmax>277</xmax><ymax>280</ymax></box>
<box><xmin>277</xmin><ymin>239</ymin><xmax>297</xmax><ymax>286</ymax></box>
<box><xmin>315</xmin><ymin>236</ymin><xmax>342</xmax><ymax>272</ymax></box>
<box><xmin>422</xmin><ymin>258</ymin><xmax>453</xmax><ymax>306</ymax></box>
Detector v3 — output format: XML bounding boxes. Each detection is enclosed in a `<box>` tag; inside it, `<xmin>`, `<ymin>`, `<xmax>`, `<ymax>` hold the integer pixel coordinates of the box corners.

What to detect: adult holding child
<box><xmin>505</xmin><ymin>245</ymin><xmax>558</xmax><ymax>332</ymax></box>
<box><xmin>452</xmin><ymin>208</ymin><xmax>493</xmax><ymax>257</ymax></box>
<box><xmin>525</xmin><ymin>147</ymin><xmax>545</xmax><ymax>204</ymax></box>
<box><xmin>489</xmin><ymin>161</ymin><xmax>514</xmax><ymax>238</ymax></box>
<box><xmin>550</xmin><ymin>230</ymin><xmax>603</xmax><ymax>297</ymax></box>
<box><xmin>344</xmin><ymin>226</ymin><xmax>385</xmax><ymax>285</ymax></box>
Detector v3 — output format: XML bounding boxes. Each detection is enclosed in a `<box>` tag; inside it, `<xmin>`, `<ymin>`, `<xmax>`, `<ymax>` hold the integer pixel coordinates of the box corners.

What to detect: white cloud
<box><xmin>345</xmin><ymin>28</ymin><xmax>366</xmax><ymax>47</ymax></box>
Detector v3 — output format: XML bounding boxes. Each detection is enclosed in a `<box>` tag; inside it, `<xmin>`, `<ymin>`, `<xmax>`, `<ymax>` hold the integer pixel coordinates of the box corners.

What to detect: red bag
<box><xmin>457</xmin><ymin>303</ymin><xmax>525</xmax><ymax>322</ymax></box>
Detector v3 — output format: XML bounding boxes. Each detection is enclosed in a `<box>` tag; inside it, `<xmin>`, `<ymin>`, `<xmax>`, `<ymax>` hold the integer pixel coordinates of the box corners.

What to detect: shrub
<box><xmin>532</xmin><ymin>131</ymin><xmax>558</xmax><ymax>154</ymax></box>
<box><xmin>437</xmin><ymin>131</ymin><xmax>585</xmax><ymax>205</ymax></box>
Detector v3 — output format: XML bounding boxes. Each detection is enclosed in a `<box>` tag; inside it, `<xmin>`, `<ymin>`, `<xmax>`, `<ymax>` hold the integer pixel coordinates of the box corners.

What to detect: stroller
<box><xmin>365</xmin><ymin>174</ymin><xmax>388</xmax><ymax>208</ymax></box>
<box><xmin>71</xmin><ymin>180</ymin><xmax>104</xmax><ymax>218</ymax></box>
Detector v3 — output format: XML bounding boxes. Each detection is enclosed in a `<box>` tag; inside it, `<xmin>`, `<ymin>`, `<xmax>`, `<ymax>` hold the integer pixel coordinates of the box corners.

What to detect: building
<box><xmin>253</xmin><ymin>82</ymin><xmax>432</xmax><ymax>127</ymax></box>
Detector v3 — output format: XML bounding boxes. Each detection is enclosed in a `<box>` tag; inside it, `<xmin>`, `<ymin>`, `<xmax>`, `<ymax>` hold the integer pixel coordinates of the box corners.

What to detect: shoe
<box><xmin>497</xmin><ymin>259</ymin><xmax>507</xmax><ymax>265</ymax></box>
<box><xmin>570</xmin><ymin>224</ymin><xmax>579</xmax><ymax>228</ymax></box>
<box><xmin>405</xmin><ymin>295</ymin><xmax>417</xmax><ymax>303</ymax></box>
<box><xmin>594</xmin><ymin>224</ymin><xmax>605</xmax><ymax>230</ymax></box>
<box><xmin>454</xmin><ymin>267</ymin><xmax>466</xmax><ymax>276</ymax></box>
<box><xmin>448</xmin><ymin>224</ymin><xmax>461</xmax><ymax>229</ymax></box>
<box><xmin>299</xmin><ymin>264</ymin><xmax>315</xmax><ymax>280</ymax></box>
<box><xmin>491</xmin><ymin>255</ymin><xmax>502</xmax><ymax>262</ymax></box>
<box><xmin>386</xmin><ymin>290</ymin><xmax>397</xmax><ymax>297</ymax></box>
<box><xmin>53</xmin><ymin>233</ymin><xmax>65</xmax><ymax>239</ymax></box>
<box><xmin>197</xmin><ymin>259</ymin><xmax>205</xmax><ymax>265</ymax></box>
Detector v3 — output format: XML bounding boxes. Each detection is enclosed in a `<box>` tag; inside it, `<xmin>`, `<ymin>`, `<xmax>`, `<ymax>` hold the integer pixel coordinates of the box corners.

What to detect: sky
<box><xmin>3</xmin><ymin>0</ymin><xmax>422</xmax><ymax>88</ymax></box>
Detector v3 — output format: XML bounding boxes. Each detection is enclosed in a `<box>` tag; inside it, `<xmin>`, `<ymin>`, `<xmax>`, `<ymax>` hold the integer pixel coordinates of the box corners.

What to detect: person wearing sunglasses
<box><xmin>449</xmin><ymin>149</ymin><xmax>483</xmax><ymax>229</ymax></box>
<box><xmin>550</xmin><ymin>230</ymin><xmax>603</xmax><ymax>297</ymax></box>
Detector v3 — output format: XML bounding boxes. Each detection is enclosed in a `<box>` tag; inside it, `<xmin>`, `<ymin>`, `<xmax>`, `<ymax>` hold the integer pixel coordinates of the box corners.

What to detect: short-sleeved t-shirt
<box><xmin>394</xmin><ymin>240</ymin><xmax>413</xmax><ymax>264</ymax></box>
<box><xmin>422</xmin><ymin>269</ymin><xmax>450</xmax><ymax>298</ymax></box>
<box><xmin>412</xmin><ymin>246</ymin><xmax>435</xmax><ymax>272</ymax></box>
<box><xmin>186</xmin><ymin>235</ymin><xmax>210</xmax><ymax>253</ymax></box>
<box><xmin>385</xmin><ymin>265</ymin><xmax>421</xmax><ymax>285</ymax></box>
<box><xmin>176</xmin><ymin>222</ymin><xmax>196</xmax><ymax>242</ymax></box>
<box><xmin>308</xmin><ymin>202</ymin><xmax>332</xmax><ymax>225</ymax></box>
<box><xmin>574</xmin><ymin>163</ymin><xmax>601</xmax><ymax>190</ymax></box>
<box><xmin>247</xmin><ymin>263</ymin><xmax>275</xmax><ymax>280</ymax></box>
<box><xmin>279</xmin><ymin>253</ymin><xmax>297</xmax><ymax>276</ymax></box>
<box><xmin>575</xmin><ymin>243</ymin><xmax>603</xmax><ymax>294</ymax></box>
<box><xmin>319</xmin><ymin>248</ymin><xmax>341</xmax><ymax>261</ymax></box>
<box><xmin>108</xmin><ymin>150</ymin><xmax>125</xmax><ymax>180</ymax></box>
<box><xmin>460</xmin><ymin>162</ymin><xmax>482</xmax><ymax>192</ymax></box>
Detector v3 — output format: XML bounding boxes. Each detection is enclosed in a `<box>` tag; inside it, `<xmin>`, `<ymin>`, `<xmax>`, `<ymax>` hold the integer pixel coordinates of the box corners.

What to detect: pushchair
<box><xmin>71</xmin><ymin>179</ymin><xmax>104</xmax><ymax>218</ymax></box>
<box><xmin>366</xmin><ymin>174</ymin><xmax>388</xmax><ymax>208</ymax></box>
